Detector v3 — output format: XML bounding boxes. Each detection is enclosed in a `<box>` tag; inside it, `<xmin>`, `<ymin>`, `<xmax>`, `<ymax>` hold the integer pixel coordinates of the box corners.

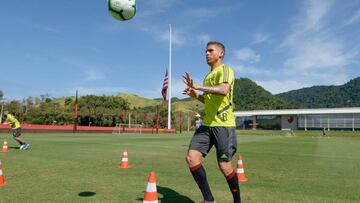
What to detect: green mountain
<box><xmin>172</xmin><ymin>99</ymin><xmax>203</xmax><ymax>114</ymax></box>
<box><xmin>116</xmin><ymin>78</ymin><xmax>296</xmax><ymax>112</ymax></box>
<box><xmin>233</xmin><ymin>78</ymin><xmax>297</xmax><ymax>110</ymax></box>
<box><xmin>117</xmin><ymin>93</ymin><xmax>204</xmax><ymax>115</ymax></box>
<box><xmin>277</xmin><ymin>77</ymin><xmax>360</xmax><ymax>108</ymax></box>
<box><xmin>116</xmin><ymin>93</ymin><xmax>162</xmax><ymax>109</ymax></box>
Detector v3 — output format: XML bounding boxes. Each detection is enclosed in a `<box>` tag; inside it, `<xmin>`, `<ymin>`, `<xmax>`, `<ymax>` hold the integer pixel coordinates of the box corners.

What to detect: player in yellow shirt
<box><xmin>183</xmin><ymin>41</ymin><xmax>241</xmax><ymax>203</ymax></box>
<box><xmin>3</xmin><ymin>111</ymin><xmax>30</xmax><ymax>150</ymax></box>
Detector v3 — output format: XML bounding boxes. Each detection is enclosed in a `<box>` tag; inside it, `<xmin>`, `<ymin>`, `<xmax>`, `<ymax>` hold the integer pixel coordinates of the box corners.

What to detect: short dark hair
<box><xmin>207</xmin><ymin>41</ymin><xmax>225</xmax><ymax>57</ymax></box>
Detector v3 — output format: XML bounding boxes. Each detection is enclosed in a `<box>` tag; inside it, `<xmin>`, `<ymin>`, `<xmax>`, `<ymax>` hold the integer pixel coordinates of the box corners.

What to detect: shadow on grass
<box><xmin>9</xmin><ymin>146</ymin><xmax>20</xmax><ymax>149</ymax></box>
<box><xmin>78</xmin><ymin>191</ymin><xmax>96</xmax><ymax>197</ymax></box>
<box><xmin>137</xmin><ymin>185</ymin><xmax>194</xmax><ymax>203</ymax></box>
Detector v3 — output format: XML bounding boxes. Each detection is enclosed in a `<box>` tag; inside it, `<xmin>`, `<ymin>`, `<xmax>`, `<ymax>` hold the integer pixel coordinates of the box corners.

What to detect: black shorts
<box><xmin>13</xmin><ymin>128</ymin><xmax>22</xmax><ymax>137</ymax></box>
<box><xmin>189</xmin><ymin>126</ymin><xmax>237</xmax><ymax>162</ymax></box>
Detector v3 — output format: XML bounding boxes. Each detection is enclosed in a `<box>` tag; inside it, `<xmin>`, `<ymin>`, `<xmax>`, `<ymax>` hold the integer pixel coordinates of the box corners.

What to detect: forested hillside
<box><xmin>233</xmin><ymin>78</ymin><xmax>297</xmax><ymax>110</ymax></box>
<box><xmin>277</xmin><ymin>77</ymin><xmax>360</xmax><ymax>108</ymax></box>
<box><xmin>3</xmin><ymin>76</ymin><xmax>359</xmax><ymax>128</ymax></box>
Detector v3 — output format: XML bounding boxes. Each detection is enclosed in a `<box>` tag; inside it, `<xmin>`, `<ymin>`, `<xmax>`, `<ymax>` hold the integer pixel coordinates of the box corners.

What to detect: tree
<box><xmin>277</xmin><ymin>77</ymin><xmax>360</xmax><ymax>108</ymax></box>
<box><xmin>0</xmin><ymin>90</ymin><xmax>3</xmax><ymax>101</ymax></box>
<box><xmin>77</xmin><ymin>95</ymin><xmax>130</xmax><ymax>126</ymax></box>
<box><xmin>233</xmin><ymin>78</ymin><xmax>297</xmax><ymax>110</ymax></box>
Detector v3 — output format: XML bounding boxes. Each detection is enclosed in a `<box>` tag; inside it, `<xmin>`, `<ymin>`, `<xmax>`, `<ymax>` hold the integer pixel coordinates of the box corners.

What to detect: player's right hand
<box><xmin>183</xmin><ymin>72</ymin><xmax>200</xmax><ymax>90</ymax></box>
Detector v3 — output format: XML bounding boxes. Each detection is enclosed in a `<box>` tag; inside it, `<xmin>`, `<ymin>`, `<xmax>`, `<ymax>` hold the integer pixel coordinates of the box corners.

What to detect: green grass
<box><xmin>0</xmin><ymin>131</ymin><xmax>360</xmax><ymax>203</ymax></box>
<box><xmin>172</xmin><ymin>99</ymin><xmax>204</xmax><ymax>114</ymax></box>
<box><xmin>117</xmin><ymin>93</ymin><xmax>162</xmax><ymax>109</ymax></box>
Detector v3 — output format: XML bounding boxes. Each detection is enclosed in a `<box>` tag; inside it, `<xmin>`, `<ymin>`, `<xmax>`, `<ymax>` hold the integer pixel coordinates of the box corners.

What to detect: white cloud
<box><xmin>146</xmin><ymin>26</ymin><xmax>211</xmax><ymax>46</ymax></box>
<box><xmin>234</xmin><ymin>48</ymin><xmax>260</xmax><ymax>63</ymax></box>
<box><xmin>303</xmin><ymin>0</ymin><xmax>334</xmax><ymax>29</ymax></box>
<box><xmin>344</xmin><ymin>9</ymin><xmax>360</xmax><ymax>26</ymax></box>
<box><xmin>251</xmin><ymin>0</ymin><xmax>360</xmax><ymax>96</ymax></box>
<box><xmin>147</xmin><ymin>0</ymin><xmax>182</xmax><ymax>12</ymax></box>
<box><xmin>181</xmin><ymin>4</ymin><xmax>240</xmax><ymax>21</ymax></box>
<box><xmin>138</xmin><ymin>24</ymin><xmax>190</xmax><ymax>46</ymax></box>
<box><xmin>283</xmin><ymin>37</ymin><xmax>356</xmax><ymax>71</ymax></box>
<box><xmin>137</xmin><ymin>4</ymin><xmax>240</xmax><ymax>47</ymax></box>
<box><xmin>259</xmin><ymin>70</ymin><xmax>350</xmax><ymax>94</ymax></box>
<box><xmin>84</xmin><ymin>70</ymin><xmax>105</xmax><ymax>81</ymax></box>
<box><xmin>253</xmin><ymin>32</ymin><xmax>269</xmax><ymax>44</ymax></box>
<box><xmin>197</xmin><ymin>34</ymin><xmax>211</xmax><ymax>44</ymax></box>
<box><xmin>282</xmin><ymin>0</ymin><xmax>335</xmax><ymax>46</ymax></box>
<box><xmin>21</xmin><ymin>20</ymin><xmax>61</xmax><ymax>35</ymax></box>
<box><xmin>182</xmin><ymin>7</ymin><xmax>217</xmax><ymax>19</ymax></box>
<box><xmin>231</xmin><ymin>64</ymin><xmax>274</xmax><ymax>77</ymax></box>
<box><xmin>255</xmin><ymin>80</ymin><xmax>306</xmax><ymax>94</ymax></box>
<box><xmin>159</xmin><ymin>30</ymin><xmax>188</xmax><ymax>46</ymax></box>
<box><xmin>280</xmin><ymin>0</ymin><xmax>358</xmax><ymax>80</ymax></box>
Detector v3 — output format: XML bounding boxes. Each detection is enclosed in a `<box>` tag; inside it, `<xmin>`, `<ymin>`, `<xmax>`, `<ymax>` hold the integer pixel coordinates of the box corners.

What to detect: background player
<box><xmin>3</xmin><ymin>111</ymin><xmax>30</xmax><ymax>150</ymax></box>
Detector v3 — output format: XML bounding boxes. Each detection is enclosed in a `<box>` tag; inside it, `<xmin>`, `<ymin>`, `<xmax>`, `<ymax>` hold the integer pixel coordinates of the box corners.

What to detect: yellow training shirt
<box><xmin>5</xmin><ymin>114</ymin><xmax>21</xmax><ymax>129</ymax></box>
<box><xmin>202</xmin><ymin>64</ymin><xmax>236</xmax><ymax>127</ymax></box>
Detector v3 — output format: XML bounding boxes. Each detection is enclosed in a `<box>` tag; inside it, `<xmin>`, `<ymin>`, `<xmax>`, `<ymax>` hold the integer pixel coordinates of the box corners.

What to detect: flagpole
<box><xmin>73</xmin><ymin>90</ymin><xmax>78</xmax><ymax>133</ymax></box>
<box><xmin>167</xmin><ymin>24</ymin><xmax>172</xmax><ymax>130</ymax></box>
<box><xmin>0</xmin><ymin>103</ymin><xmax>3</xmax><ymax>124</ymax></box>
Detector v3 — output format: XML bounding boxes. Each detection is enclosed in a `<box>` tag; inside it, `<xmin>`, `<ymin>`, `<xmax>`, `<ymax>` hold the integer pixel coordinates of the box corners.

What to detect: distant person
<box><xmin>322</xmin><ymin>128</ymin><xmax>327</xmax><ymax>137</ymax></box>
<box><xmin>183</xmin><ymin>41</ymin><xmax>241</xmax><ymax>203</ymax></box>
<box><xmin>2</xmin><ymin>111</ymin><xmax>30</xmax><ymax>150</ymax></box>
<box><xmin>195</xmin><ymin>114</ymin><xmax>202</xmax><ymax>130</ymax></box>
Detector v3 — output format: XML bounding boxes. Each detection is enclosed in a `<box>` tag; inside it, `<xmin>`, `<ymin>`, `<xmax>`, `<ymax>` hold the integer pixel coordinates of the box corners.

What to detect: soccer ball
<box><xmin>108</xmin><ymin>0</ymin><xmax>136</xmax><ymax>21</ymax></box>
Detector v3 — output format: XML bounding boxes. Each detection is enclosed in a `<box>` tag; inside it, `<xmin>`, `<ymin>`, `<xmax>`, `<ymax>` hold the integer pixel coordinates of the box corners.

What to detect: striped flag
<box><xmin>161</xmin><ymin>69</ymin><xmax>169</xmax><ymax>101</ymax></box>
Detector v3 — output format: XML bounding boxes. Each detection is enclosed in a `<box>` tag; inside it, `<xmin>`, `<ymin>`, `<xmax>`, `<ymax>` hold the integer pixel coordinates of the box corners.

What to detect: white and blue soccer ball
<box><xmin>108</xmin><ymin>0</ymin><xmax>136</xmax><ymax>21</ymax></box>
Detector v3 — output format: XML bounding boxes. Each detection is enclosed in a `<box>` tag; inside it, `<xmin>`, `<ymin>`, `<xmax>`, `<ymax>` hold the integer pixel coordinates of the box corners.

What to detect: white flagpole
<box><xmin>0</xmin><ymin>103</ymin><xmax>3</xmax><ymax>123</ymax></box>
<box><xmin>167</xmin><ymin>24</ymin><xmax>172</xmax><ymax>129</ymax></box>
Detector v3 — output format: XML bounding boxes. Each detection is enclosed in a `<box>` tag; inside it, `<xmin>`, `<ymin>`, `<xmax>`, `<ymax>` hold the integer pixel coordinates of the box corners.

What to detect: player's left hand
<box><xmin>183</xmin><ymin>86</ymin><xmax>197</xmax><ymax>98</ymax></box>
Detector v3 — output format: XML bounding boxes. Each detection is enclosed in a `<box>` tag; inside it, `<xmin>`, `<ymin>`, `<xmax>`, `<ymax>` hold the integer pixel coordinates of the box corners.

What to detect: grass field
<box><xmin>0</xmin><ymin>131</ymin><xmax>360</xmax><ymax>203</ymax></box>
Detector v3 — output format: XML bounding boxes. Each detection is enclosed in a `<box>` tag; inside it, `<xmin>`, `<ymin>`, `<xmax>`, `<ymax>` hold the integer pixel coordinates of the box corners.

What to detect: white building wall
<box><xmin>281</xmin><ymin>115</ymin><xmax>297</xmax><ymax>130</ymax></box>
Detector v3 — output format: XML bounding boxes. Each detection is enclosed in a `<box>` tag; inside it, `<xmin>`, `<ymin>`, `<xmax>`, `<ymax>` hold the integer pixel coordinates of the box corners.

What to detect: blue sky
<box><xmin>1</xmin><ymin>0</ymin><xmax>360</xmax><ymax>101</ymax></box>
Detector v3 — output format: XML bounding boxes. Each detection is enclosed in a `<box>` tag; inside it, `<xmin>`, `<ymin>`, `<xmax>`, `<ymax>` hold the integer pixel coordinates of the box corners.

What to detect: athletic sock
<box><xmin>225</xmin><ymin>170</ymin><xmax>241</xmax><ymax>203</ymax></box>
<box><xmin>190</xmin><ymin>163</ymin><xmax>215</xmax><ymax>201</ymax></box>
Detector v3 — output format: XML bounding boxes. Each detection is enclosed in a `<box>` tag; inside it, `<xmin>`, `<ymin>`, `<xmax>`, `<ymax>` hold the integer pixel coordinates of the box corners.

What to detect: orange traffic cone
<box><xmin>118</xmin><ymin>148</ymin><xmax>130</xmax><ymax>168</ymax></box>
<box><xmin>143</xmin><ymin>170</ymin><xmax>158</xmax><ymax>203</ymax></box>
<box><xmin>0</xmin><ymin>160</ymin><xmax>6</xmax><ymax>186</ymax></box>
<box><xmin>1</xmin><ymin>140</ymin><xmax>9</xmax><ymax>153</ymax></box>
<box><xmin>236</xmin><ymin>154</ymin><xmax>248</xmax><ymax>182</ymax></box>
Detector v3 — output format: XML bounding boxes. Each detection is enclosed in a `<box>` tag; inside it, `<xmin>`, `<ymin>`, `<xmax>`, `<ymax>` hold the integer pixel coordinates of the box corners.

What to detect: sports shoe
<box><xmin>22</xmin><ymin>143</ymin><xmax>30</xmax><ymax>150</ymax></box>
<box><xmin>19</xmin><ymin>144</ymin><xmax>25</xmax><ymax>150</ymax></box>
<box><xmin>201</xmin><ymin>201</ymin><xmax>216</xmax><ymax>203</ymax></box>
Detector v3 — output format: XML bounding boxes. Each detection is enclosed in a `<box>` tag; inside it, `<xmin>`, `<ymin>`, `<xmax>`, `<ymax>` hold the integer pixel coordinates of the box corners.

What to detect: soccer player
<box><xmin>2</xmin><ymin>111</ymin><xmax>30</xmax><ymax>150</ymax></box>
<box><xmin>183</xmin><ymin>41</ymin><xmax>241</xmax><ymax>203</ymax></box>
